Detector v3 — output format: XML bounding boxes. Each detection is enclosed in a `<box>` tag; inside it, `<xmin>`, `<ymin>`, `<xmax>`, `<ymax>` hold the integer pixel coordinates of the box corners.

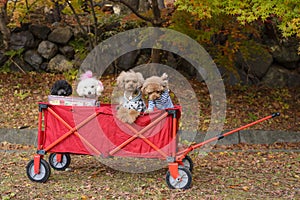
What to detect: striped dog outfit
<box><xmin>147</xmin><ymin>89</ymin><xmax>174</xmax><ymax>111</ymax></box>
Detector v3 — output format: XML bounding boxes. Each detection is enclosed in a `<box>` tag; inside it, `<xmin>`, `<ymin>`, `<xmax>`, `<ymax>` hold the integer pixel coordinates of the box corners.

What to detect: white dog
<box><xmin>76</xmin><ymin>70</ymin><xmax>104</xmax><ymax>99</ymax></box>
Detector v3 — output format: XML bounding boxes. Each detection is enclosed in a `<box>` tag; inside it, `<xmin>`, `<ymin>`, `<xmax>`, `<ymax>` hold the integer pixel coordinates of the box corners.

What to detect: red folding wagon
<box><xmin>26</xmin><ymin>102</ymin><xmax>279</xmax><ymax>189</ymax></box>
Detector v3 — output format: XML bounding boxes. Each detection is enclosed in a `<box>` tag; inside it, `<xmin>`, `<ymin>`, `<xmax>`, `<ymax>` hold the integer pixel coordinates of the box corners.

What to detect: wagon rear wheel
<box><xmin>166</xmin><ymin>167</ymin><xmax>192</xmax><ymax>189</ymax></box>
<box><xmin>182</xmin><ymin>155</ymin><xmax>194</xmax><ymax>172</ymax></box>
<box><xmin>26</xmin><ymin>159</ymin><xmax>51</xmax><ymax>183</ymax></box>
<box><xmin>49</xmin><ymin>153</ymin><xmax>71</xmax><ymax>171</ymax></box>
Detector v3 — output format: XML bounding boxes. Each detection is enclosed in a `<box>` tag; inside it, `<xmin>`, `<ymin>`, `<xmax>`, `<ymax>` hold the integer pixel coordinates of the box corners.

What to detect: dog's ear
<box><xmin>135</xmin><ymin>72</ymin><xmax>144</xmax><ymax>89</ymax></box>
<box><xmin>161</xmin><ymin>73</ymin><xmax>169</xmax><ymax>88</ymax></box>
<box><xmin>116</xmin><ymin>71</ymin><xmax>126</xmax><ymax>89</ymax></box>
<box><xmin>76</xmin><ymin>82</ymin><xmax>84</xmax><ymax>96</ymax></box>
<box><xmin>50</xmin><ymin>86</ymin><xmax>57</xmax><ymax>95</ymax></box>
<box><xmin>96</xmin><ymin>80</ymin><xmax>104</xmax><ymax>96</ymax></box>
<box><xmin>66</xmin><ymin>84</ymin><xmax>73</xmax><ymax>96</ymax></box>
<box><xmin>50</xmin><ymin>80</ymin><xmax>60</xmax><ymax>95</ymax></box>
<box><xmin>141</xmin><ymin>84</ymin><xmax>147</xmax><ymax>95</ymax></box>
<box><xmin>161</xmin><ymin>73</ymin><xmax>168</xmax><ymax>81</ymax></box>
<box><xmin>63</xmin><ymin>80</ymin><xmax>73</xmax><ymax>96</ymax></box>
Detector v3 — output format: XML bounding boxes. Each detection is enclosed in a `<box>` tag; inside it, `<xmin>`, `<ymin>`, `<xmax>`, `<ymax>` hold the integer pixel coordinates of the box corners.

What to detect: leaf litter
<box><xmin>0</xmin><ymin>72</ymin><xmax>299</xmax><ymax>199</ymax></box>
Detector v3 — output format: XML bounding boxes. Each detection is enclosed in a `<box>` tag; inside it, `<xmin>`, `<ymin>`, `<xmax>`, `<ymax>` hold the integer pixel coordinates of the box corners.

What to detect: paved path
<box><xmin>0</xmin><ymin>128</ymin><xmax>299</xmax><ymax>146</ymax></box>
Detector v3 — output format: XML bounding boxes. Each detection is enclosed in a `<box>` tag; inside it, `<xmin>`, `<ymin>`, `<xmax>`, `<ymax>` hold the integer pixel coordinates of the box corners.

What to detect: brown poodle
<box><xmin>116</xmin><ymin>70</ymin><xmax>146</xmax><ymax>124</ymax></box>
<box><xmin>141</xmin><ymin>73</ymin><xmax>174</xmax><ymax>112</ymax></box>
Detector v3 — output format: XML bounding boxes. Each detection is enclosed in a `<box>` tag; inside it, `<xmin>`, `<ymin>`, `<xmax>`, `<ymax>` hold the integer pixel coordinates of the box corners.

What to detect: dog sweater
<box><xmin>122</xmin><ymin>91</ymin><xmax>146</xmax><ymax>112</ymax></box>
<box><xmin>148</xmin><ymin>89</ymin><xmax>174</xmax><ymax>111</ymax></box>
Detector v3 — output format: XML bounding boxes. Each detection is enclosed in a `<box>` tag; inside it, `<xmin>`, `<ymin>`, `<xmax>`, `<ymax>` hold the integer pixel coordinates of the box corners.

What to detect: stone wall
<box><xmin>0</xmin><ymin>23</ymin><xmax>299</xmax><ymax>87</ymax></box>
<box><xmin>1</xmin><ymin>24</ymin><xmax>75</xmax><ymax>73</ymax></box>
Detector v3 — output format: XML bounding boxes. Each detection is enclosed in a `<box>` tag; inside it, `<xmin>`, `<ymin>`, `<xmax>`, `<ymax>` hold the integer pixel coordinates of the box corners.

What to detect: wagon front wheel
<box><xmin>166</xmin><ymin>167</ymin><xmax>192</xmax><ymax>189</ymax></box>
<box><xmin>49</xmin><ymin>153</ymin><xmax>71</xmax><ymax>171</ymax></box>
<box><xmin>26</xmin><ymin>159</ymin><xmax>51</xmax><ymax>183</ymax></box>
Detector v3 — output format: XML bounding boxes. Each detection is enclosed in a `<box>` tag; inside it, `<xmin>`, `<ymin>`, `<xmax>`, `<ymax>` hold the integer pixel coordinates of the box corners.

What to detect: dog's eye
<box><xmin>91</xmin><ymin>85</ymin><xmax>94</xmax><ymax>88</ymax></box>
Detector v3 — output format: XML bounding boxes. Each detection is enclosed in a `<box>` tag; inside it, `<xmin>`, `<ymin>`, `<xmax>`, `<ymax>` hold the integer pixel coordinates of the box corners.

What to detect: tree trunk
<box><xmin>150</xmin><ymin>0</ymin><xmax>162</xmax><ymax>63</ymax></box>
<box><xmin>151</xmin><ymin>0</ymin><xmax>161</xmax><ymax>26</ymax></box>
<box><xmin>157</xmin><ymin>0</ymin><xmax>165</xmax><ymax>9</ymax></box>
<box><xmin>0</xmin><ymin>2</ymin><xmax>10</xmax><ymax>50</ymax></box>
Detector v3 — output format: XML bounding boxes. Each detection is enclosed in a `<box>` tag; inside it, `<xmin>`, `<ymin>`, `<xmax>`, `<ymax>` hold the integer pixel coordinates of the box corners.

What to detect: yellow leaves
<box><xmin>228</xmin><ymin>184</ymin><xmax>250</xmax><ymax>191</ymax></box>
<box><xmin>242</xmin><ymin>186</ymin><xmax>250</xmax><ymax>191</ymax></box>
<box><xmin>81</xmin><ymin>196</ymin><xmax>87</xmax><ymax>200</ymax></box>
<box><xmin>272</xmin><ymin>182</ymin><xmax>280</xmax><ymax>186</ymax></box>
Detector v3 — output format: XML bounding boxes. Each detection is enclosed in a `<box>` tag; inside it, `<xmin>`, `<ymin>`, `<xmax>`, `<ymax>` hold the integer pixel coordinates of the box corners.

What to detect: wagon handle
<box><xmin>272</xmin><ymin>112</ymin><xmax>280</xmax><ymax>118</ymax></box>
<box><xmin>176</xmin><ymin>112</ymin><xmax>280</xmax><ymax>159</ymax></box>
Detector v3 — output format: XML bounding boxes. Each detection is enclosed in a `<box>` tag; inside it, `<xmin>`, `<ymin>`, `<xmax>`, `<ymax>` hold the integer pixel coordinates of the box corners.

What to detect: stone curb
<box><xmin>193</xmin><ymin>130</ymin><xmax>300</xmax><ymax>145</ymax></box>
<box><xmin>0</xmin><ymin>128</ymin><xmax>299</xmax><ymax>146</ymax></box>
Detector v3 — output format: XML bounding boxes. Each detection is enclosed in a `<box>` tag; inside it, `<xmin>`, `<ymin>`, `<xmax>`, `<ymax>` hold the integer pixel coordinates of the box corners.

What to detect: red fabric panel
<box><xmin>41</xmin><ymin>103</ymin><xmax>181</xmax><ymax>159</ymax></box>
<box><xmin>43</xmin><ymin>105</ymin><xmax>90</xmax><ymax>155</ymax></box>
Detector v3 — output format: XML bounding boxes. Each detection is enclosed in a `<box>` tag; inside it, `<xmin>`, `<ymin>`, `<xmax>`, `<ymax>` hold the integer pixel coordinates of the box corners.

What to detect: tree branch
<box><xmin>110</xmin><ymin>0</ymin><xmax>154</xmax><ymax>24</ymax></box>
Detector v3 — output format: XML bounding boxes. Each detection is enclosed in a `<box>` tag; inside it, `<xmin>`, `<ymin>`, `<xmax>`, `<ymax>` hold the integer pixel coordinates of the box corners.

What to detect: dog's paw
<box><xmin>116</xmin><ymin>107</ymin><xmax>139</xmax><ymax>124</ymax></box>
<box><xmin>127</xmin><ymin>109</ymin><xmax>140</xmax><ymax>124</ymax></box>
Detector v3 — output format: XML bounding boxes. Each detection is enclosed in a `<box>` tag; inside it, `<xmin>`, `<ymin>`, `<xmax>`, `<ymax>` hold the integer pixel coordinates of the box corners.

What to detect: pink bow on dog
<box><xmin>80</xmin><ymin>70</ymin><xmax>93</xmax><ymax>80</ymax></box>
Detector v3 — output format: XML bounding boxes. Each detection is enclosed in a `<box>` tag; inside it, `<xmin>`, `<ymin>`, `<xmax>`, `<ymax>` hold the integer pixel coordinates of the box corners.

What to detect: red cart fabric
<box><xmin>42</xmin><ymin>103</ymin><xmax>181</xmax><ymax>159</ymax></box>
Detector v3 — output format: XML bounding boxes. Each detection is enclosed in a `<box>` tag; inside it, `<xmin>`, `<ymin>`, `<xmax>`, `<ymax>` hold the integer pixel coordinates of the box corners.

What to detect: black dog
<box><xmin>50</xmin><ymin>80</ymin><xmax>73</xmax><ymax>96</ymax></box>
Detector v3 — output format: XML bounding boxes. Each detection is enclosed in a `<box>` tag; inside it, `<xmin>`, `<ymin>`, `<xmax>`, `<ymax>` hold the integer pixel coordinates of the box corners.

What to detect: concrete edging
<box><xmin>0</xmin><ymin>128</ymin><xmax>299</xmax><ymax>146</ymax></box>
<box><xmin>193</xmin><ymin>130</ymin><xmax>300</xmax><ymax>145</ymax></box>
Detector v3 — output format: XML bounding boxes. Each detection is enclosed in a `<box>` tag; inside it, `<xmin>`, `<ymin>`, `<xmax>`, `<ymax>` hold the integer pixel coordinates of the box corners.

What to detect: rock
<box><xmin>37</xmin><ymin>41</ymin><xmax>58</xmax><ymax>59</ymax></box>
<box><xmin>270</xmin><ymin>45</ymin><xmax>300</xmax><ymax>69</ymax></box>
<box><xmin>73</xmin><ymin>26</ymin><xmax>88</xmax><ymax>39</ymax></box>
<box><xmin>9</xmin><ymin>56</ymin><xmax>34</xmax><ymax>72</ymax></box>
<box><xmin>177</xmin><ymin>56</ymin><xmax>198</xmax><ymax>78</ymax></box>
<box><xmin>261</xmin><ymin>64</ymin><xmax>300</xmax><ymax>87</ymax></box>
<box><xmin>117</xmin><ymin>50</ymin><xmax>139</xmax><ymax>70</ymax></box>
<box><xmin>59</xmin><ymin>45</ymin><xmax>75</xmax><ymax>60</ymax></box>
<box><xmin>236</xmin><ymin>41</ymin><xmax>273</xmax><ymax>79</ymax></box>
<box><xmin>269</xmin><ymin>37</ymin><xmax>300</xmax><ymax>69</ymax></box>
<box><xmin>10</xmin><ymin>31</ymin><xmax>36</xmax><ymax>50</ymax></box>
<box><xmin>0</xmin><ymin>51</ymin><xmax>8</xmax><ymax>67</ymax></box>
<box><xmin>48</xmin><ymin>54</ymin><xmax>73</xmax><ymax>72</ymax></box>
<box><xmin>29</xmin><ymin>24</ymin><xmax>51</xmax><ymax>40</ymax></box>
<box><xmin>48</xmin><ymin>27</ymin><xmax>73</xmax><ymax>44</ymax></box>
<box><xmin>40</xmin><ymin>62</ymin><xmax>48</xmax><ymax>71</ymax></box>
<box><xmin>23</xmin><ymin>50</ymin><xmax>43</xmax><ymax>70</ymax></box>
<box><xmin>218</xmin><ymin>66</ymin><xmax>253</xmax><ymax>85</ymax></box>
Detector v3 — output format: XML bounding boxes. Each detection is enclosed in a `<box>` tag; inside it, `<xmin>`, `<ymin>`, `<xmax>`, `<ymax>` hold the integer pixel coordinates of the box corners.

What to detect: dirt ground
<box><xmin>0</xmin><ymin>142</ymin><xmax>299</xmax><ymax>199</ymax></box>
<box><xmin>0</xmin><ymin>72</ymin><xmax>299</xmax><ymax>199</ymax></box>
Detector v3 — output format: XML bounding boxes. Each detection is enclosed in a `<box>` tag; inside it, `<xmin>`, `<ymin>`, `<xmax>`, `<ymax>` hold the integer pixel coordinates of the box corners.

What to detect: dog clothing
<box><xmin>122</xmin><ymin>91</ymin><xmax>146</xmax><ymax>112</ymax></box>
<box><xmin>148</xmin><ymin>89</ymin><xmax>174</xmax><ymax>111</ymax></box>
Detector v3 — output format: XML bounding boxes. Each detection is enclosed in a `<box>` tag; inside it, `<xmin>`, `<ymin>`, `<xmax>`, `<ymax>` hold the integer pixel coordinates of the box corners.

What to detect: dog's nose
<box><xmin>88</xmin><ymin>91</ymin><xmax>91</xmax><ymax>95</ymax></box>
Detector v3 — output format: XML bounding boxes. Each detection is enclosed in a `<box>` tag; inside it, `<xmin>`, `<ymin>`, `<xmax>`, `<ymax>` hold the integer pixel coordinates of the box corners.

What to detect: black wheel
<box><xmin>26</xmin><ymin>159</ymin><xmax>51</xmax><ymax>183</ymax></box>
<box><xmin>166</xmin><ymin>167</ymin><xmax>192</xmax><ymax>189</ymax></box>
<box><xmin>48</xmin><ymin>153</ymin><xmax>71</xmax><ymax>171</ymax></box>
<box><xmin>182</xmin><ymin>155</ymin><xmax>194</xmax><ymax>172</ymax></box>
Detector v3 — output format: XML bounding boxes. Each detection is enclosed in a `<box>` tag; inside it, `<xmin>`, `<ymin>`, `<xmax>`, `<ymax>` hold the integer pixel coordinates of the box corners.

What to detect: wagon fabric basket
<box><xmin>26</xmin><ymin>103</ymin><xmax>181</xmax><ymax>183</ymax></box>
<box><xmin>40</xmin><ymin>103</ymin><xmax>181</xmax><ymax>158</ymax></box>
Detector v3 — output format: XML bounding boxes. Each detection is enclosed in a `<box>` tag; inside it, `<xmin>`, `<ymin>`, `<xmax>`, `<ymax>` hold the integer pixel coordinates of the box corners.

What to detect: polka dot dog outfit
<box><xmin>122</xmin><ymin>91</ymin><xmax>146</xmax><ymax>112</ymax></box>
